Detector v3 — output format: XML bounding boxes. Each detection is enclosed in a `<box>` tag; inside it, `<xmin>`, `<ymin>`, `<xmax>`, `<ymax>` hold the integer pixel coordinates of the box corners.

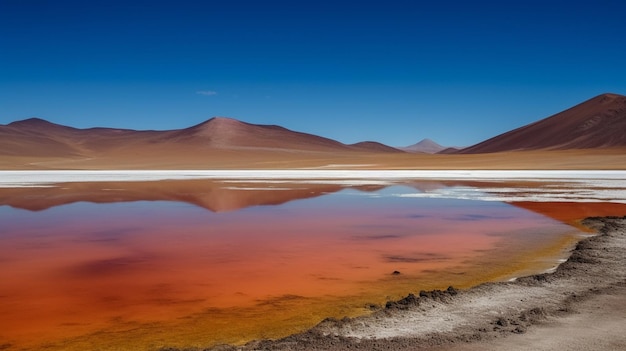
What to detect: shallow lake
<box><xmin>1</xmin><ymin>171</ymin><xmax>625</xmax><ymax>350</ymax></box>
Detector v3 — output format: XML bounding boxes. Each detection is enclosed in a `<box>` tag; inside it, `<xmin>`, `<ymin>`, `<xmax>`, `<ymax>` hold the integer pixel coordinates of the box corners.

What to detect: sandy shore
<box><xmin>203</xmin><ymin>216</ymin><xmax>626</xmax><ymax>351</ymax></box>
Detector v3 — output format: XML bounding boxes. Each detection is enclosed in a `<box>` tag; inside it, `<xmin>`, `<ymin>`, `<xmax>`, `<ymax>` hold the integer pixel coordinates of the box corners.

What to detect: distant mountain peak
<box><xmin>8</xmin><ymin>117</ymin><xmax>54</xmax><ymax>126</ymax></box>
<box><xmin>179</xmin><ymin>117</ymin><xmax>251</xmax><ymax>142</ymax></box>
<box><xmin>6</xmin><ymin>117</ymin><xmax>76</xmax><ymax>132</ymax></box>
<box><xmin>191</xmin><ymin>116</ymin><xmax>244</xmax><ymax>128</ymax></box>
<box><xmin>415</xmin><ymin>138</ymin><xmax>440</xmax><ymax>146</ymax></box>
<box><xmin>599</xmin><ymin>92</ymin><xmax>624</xmax><ymax>99</ymax></box>
<box><xmin>208</xmin><ymin>116</ymin><xmax>241</xmax><ymax>123</ymax></box>
<box><xmin>597</xmin><ymin>92</ymin><xmax>626</xmax><ymax>104</ymax></box>
<box><xmin>350</xmin><ymin>141</ymin><xmax>404</xmax><ymax>153</ymax></box>
<box><xmin>400</xmin><ymin>138</ymin><xmax>446</xmax><ymax>154</ymax></box>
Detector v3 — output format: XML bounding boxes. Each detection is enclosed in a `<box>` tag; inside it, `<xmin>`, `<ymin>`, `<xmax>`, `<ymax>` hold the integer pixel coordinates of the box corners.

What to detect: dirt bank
<box><xmin>203</xmin><ymin>216</ymin><xmax>626</xmax><ymax>351</ymax></box>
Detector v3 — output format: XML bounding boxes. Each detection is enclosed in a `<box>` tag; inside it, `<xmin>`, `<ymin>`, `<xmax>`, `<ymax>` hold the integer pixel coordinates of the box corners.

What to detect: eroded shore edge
<box><xmin>195</xmin><ymin>216</ymin><xmax>626</xmax><ymax>351</ymax></box>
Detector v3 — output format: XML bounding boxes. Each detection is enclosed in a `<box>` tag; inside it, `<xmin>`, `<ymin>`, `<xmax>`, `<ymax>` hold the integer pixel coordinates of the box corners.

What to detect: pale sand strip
<box><xmin>2</xmin><ymin>169</ymin><xmax>626</xmax><ymax>185</ymax></box>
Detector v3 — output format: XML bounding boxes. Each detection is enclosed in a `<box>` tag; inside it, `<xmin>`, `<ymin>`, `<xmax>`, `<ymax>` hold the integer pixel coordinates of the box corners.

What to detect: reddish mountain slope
<box><xmin>168</xmin><ymin>117</ymin><xmax>353</xmax><ymax>151</ymax></box>
<box><xmin>461</xmin><ymin>93</ymin><xmax>626</xmax><ymax>153</ymax></box>
<box><xmin>0</xmin><ymin>118</ymin><xmax>162</xmax><ymax>157</ymax></box>
<box><xmin>0</xmin><ymin>116</ymin><xmax>400</xmax><ymax>159</ymax></box>
<box><xmin>349</xmin><ymin>141</ymin><xmax>404</xmax><ymax>153</ymax></box>
<box><xmin>0</xmin><ymin>118</ymin><xmax>86</xmax><ymax>156</ymax></box>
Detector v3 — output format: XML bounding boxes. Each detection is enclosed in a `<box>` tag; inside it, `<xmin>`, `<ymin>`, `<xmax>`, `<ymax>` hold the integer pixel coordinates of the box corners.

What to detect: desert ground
<box><xmin>2</xmin><ymin>148</ymin><xmax>626</xmax><ymax>171</ymax></box>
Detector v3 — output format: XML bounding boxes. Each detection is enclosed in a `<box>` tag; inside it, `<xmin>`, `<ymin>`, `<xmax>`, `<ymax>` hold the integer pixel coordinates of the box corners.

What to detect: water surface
<box><xmin>1</xmin><ymin>176</ymin><xmax>624</xmax><ymax>350</ymax></box>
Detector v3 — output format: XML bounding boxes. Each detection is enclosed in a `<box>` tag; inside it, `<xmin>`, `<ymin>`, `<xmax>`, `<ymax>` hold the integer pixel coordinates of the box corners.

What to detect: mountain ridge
<box><xmin>460</xmin><ymin>93</ymin><xmax>626</xmax><ymax>153</ymax></box>
<box><xmin>0</xmin><ymin>116</ymin><xmax>401</xmax><ymax>157</ymax></box>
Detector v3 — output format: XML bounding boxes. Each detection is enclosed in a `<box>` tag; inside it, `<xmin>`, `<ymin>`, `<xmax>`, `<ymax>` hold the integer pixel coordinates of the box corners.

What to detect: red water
<box><xmin>0</xmin><ymin>186</ymin><xmax>581</xmax><ymax>350</ymax></box>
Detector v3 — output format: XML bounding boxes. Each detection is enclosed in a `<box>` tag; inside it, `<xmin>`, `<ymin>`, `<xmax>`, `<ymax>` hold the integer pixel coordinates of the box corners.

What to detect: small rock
<box><xmin>495</xmin><ymin>317</ymin><xmax>509</xmax><ymax>327</ymax></box>
<box><xmin>513</xmin><ymin>326</ymin><xmax>526</xmax><ymax>334</ymax></box>
<box><xmin>446</xmin><ymin>286</ymin><xmax>458</xmax><ymax>295</ymax></box>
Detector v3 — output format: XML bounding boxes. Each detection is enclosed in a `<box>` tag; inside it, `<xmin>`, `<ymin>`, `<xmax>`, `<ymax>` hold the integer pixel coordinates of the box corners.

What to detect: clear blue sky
<box><xmin>1</xmin><ymin>0</ymin><xmax>626</xmax><ymax>147</ymax></box>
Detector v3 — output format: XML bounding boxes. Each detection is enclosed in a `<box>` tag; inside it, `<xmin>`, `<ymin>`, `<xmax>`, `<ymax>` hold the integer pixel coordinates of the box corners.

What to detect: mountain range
<box><xmin>1</xmin><ymin>93</ymin><xmax>625</xmax><ymax>169</ymax></box>
<box><xmin>0</xmin><ymin>116</ymin><xmax>403</xmax><ymax>157</ymax></box>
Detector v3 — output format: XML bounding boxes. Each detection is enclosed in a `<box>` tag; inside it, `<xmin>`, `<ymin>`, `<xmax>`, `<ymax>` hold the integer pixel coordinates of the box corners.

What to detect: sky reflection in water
<box><xmin>0</xmin><ymin>182</ymin><xmax>586</xmax><ymax>350</ymax></box>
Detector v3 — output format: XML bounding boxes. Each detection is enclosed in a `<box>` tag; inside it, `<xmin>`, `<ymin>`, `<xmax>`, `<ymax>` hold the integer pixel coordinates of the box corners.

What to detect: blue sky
<box><xmin>1</xmin><ymin>0</ymin><xmax>626</xmax><ymax>146</ymax></box>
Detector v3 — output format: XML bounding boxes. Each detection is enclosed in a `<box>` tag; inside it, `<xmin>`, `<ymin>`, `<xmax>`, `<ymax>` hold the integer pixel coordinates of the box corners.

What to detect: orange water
<box><xmin>0</xmin><ymin>184</ymin><xmax>584</xmax><ymax>350</ymax></box>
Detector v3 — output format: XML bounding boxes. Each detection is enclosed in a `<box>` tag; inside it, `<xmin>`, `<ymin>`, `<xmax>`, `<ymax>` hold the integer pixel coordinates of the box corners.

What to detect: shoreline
<box><xmin>207</xmin><ymin>216</ymin><xmax>626</xmax><ymax>350</ymax></box>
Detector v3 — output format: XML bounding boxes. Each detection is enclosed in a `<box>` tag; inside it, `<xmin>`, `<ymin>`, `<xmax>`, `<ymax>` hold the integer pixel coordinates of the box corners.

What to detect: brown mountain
<box><xmin>437</xmin><ymin>147</ymin><xmax>463</xmax><ymax>154</ymax></box>
<box><xmin>461</xmin><ymin>93</ymin><xmax>626</xmax><ymax>153</ymax></box>
<box><xmin>165</xmin><ymin>117</ymin><xmax>354</xmax><ymax>151</ymax></box>
<box><xmin>349</xmin><ymin>141</ymin><xmax>404</xmax><ymax>153</ymax></box>
<box><xmin>400</xmin><ymin>139</ymin><xmax>444</xmax><ymax>154</ymax></box>
<box><xmin>0</xmin><ymin>117</ymin><xmax>163</xmax><ymax>157</ymax></box>
<box><xmin>0</xmin><ymin>117</ymin><xmax>402</xmax><ymax>160</ymax></box>
<box><xmin>1</xmin><ymin>118</ymin><xmax>85</xmax><ymax>157</ymax></box>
